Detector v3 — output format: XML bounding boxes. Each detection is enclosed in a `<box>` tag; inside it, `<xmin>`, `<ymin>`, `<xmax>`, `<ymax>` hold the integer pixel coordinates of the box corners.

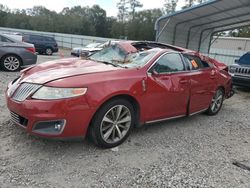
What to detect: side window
<box><xmin>183</xmin><ymin>54</ymin><xmax>210</xmax><ymax>70</ymax></box>
<box><xmin>30</xmin><ymin>35</ymin><xmax>43</xmax><ymax>41</ymax></box>
<box><xmin>153</xmin><ymin>53</ymin><xmax>185</xmax><ymax>73</ymax></box>
<box><xmin>239</xmin><ymin>53</ymin><xmax>250</xmax><ymax>65</ymax></box>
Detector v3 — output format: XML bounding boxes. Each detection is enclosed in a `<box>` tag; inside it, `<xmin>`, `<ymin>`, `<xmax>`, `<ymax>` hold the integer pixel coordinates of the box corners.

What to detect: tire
<box><xmin>1</xmin><ymin>55</ymin><xmax>22</xmax><ymax>72</ymax></box>
<box><xmin>45</xmin><ymin>48</ymin><xmax>53</xmax><ymax>56</ymax></box>
<box><xmin>89</xmin><ymin>98</ymin><xmax>135</xmax><ymax>148</ymax></box>
<box><xmin>206</xmin><ymin>88</ymin><xmax>224</xmax><ymax>116</ymax></box>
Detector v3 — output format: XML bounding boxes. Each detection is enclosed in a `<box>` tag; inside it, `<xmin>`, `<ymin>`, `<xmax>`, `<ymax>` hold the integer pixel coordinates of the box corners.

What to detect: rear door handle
<box><xmin>179</xmin><ymin>79</ymin><xmax>188</xmax><ymax>84</ymax></box>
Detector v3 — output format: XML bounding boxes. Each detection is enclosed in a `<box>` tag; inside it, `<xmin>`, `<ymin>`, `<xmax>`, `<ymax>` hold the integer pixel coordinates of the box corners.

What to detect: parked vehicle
<box><xmin>1</xmin><ymin>32</ymin><xmax>23</xmax><ymax>42</ymax></box>
<box><xmin>71</xmin><ymin>40</ymin><xmax>120</xmax><ymax>57</ymax></box>
<box><xmin>229</xmin><ymin>52</ymin><xmax>250</xmax><ymax>87</ymax></box>
<box><xmin>6</xmin><ymin>41</ymin><xmax>233</xmax><ymax>148</ymax></box>
<box><xmin>0</xmin><ymin>34</ymin><xmax>37</xmax><ymax>71</ymax></box>
<box><xmin>23</xmin><ymin>34</ymin><xmax>58</xmax><ymax>55</ymax></box>
<box><xmin>71</xmin><ymin>43</ymin><xmax>102</xmax><ymax>57</ymax></box>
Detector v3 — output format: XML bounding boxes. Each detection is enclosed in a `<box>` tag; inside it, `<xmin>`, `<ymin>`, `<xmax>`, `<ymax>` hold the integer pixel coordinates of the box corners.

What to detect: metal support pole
<box><xmin>156</xmin><ymin>18</ymin><xmax>171</xmax><ymax>42</ymax></box>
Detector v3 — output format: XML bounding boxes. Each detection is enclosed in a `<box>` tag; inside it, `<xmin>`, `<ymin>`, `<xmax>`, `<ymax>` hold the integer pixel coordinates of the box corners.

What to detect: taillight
<box><xmin>26</xmin><ymin>47</ymin><xmax>36</xmax><ymax>54</ymax></box>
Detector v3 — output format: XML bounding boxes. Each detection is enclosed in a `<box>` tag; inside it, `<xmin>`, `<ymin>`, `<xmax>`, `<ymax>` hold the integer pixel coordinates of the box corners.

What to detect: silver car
<box><xmin>0</xmin><ymin>34</ymin><xmax>37</xmax><ymax>72</ymax></box>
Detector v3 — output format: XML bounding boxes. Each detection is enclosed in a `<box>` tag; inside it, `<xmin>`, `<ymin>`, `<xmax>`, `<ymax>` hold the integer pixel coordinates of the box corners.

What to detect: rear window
<box><xmin>183</xmin><ymin>54</ymin><xmax>210</xmax><ymax>70</ymax></box>
<box><xmin>30</xmin><ymin>35</ymin><xmax>44</xmax><ymax>41</ymax></box>
<box><xmin>0</xmin><ymin>36</ymin><xmax>14</xmax><ymax>43</ymax></box>
<box><xmin>46</xmin><ymin>37</ymin><xmax>56</xmax><ymax>42</ymax></box>
<box><xmin>239</xmin><ymin>53</ymin><xmax>250</xmax><ymax>65</ymax></box>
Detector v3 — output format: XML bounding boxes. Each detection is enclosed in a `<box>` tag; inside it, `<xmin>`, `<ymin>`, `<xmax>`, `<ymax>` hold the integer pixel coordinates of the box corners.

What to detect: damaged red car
<box><xmin>6</xmin><ymin>41</ymin><xmax>233</xmax><ymax>148</ymax></box>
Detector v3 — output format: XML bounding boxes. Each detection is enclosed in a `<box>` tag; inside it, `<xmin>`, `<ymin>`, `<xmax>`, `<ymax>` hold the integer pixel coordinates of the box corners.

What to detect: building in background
<box><xmin>209</xmin><ymin>37</ymin><xmax>250</xmax><ymax>65</ymax></box>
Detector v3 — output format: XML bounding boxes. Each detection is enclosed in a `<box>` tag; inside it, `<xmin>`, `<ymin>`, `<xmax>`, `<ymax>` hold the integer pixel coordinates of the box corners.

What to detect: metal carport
<box><xmin>155</xmin><ymin>0</ymin><xmax>250</xmax><ymax>53</ymax></box>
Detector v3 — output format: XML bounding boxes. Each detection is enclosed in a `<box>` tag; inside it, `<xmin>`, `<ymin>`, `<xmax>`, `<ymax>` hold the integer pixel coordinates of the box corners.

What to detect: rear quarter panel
<box><xmin>0</xmin><ymin>46</ymin><xmax>37</xmax><ymax>66</ymax></box>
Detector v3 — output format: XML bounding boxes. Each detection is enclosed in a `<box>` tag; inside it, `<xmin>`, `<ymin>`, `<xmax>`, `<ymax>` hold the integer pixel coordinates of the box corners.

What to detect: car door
<box><xmin>30</xmin><ymin>35</ymin><xmax>43</xmax><ymax>51</ymax></box>
<box><xmin>182</xmin><ymin>54</ymin><xmax>217</xmax><ymax>114</ymax></box>
<box><xmin>144</xmin><ymin>52</ymin><xmax>190</xmax><ymax>121</ymax></box>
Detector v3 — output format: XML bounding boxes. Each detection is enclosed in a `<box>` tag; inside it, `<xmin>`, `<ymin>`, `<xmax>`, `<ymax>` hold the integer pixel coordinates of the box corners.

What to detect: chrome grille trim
<box><xmin>235</xmin><ymin>67</ymin><xmax>250</xmax><ymax>75</ymax></box>
<box><xmin>12</xmin><ymin>83</ymin><xmax>41</xmax><ymax>102</ymax></box>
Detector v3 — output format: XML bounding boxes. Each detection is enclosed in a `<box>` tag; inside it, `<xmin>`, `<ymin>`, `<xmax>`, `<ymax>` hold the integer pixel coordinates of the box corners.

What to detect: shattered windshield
<box><xmin>88</xmin><ymin>44</ymin><xmax>159</xmax><ymax>68</ymax></box>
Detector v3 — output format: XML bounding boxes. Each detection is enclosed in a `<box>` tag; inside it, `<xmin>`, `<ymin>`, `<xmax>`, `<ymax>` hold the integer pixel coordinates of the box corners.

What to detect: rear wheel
<box><xmin>206</xmin><ymin>88</ymin><xmax>224</xmax><ymax>115</ymax></box>
<box><xmin>90</xmin><ymin>99</ymin><xmax>135</xmax><ymax>148</ymax></box>
<box><xmin>45</xmin><ymin>48</ymin><xmax>53</xmax><ymax>55</ymax></box>
<box><xmin>1</xmin><ymin>55</ymin><xmax>22</xmax><ymax>72</ymax></box>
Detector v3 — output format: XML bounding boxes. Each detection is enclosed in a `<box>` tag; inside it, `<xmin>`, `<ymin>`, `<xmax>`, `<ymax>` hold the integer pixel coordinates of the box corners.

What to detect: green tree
<box><xmin>129</xmin><ymin>0</ymin><xmax>143</xmax><ymax>20</ymax></box>
<box><xmin>182</xmin><ymin>0</ymin><xmax>196</xmax><ymax>9</ymax></box>
<box><xmin>117</xmin><ymin>0</ymin><xmax>129</xmax><ymax>22</ymax></box>
<box><xmin>89</xmin><ymin>5</ymin><xmax>107</xmax><ymax>37</ymax></box>
<box><xmin>127</xmin><ymin>9</ymin><xmax>163</xmax><ymax>40</ymax></box>
<box><xmin>164</xmin><ymin>0</ymin><xmax>178</xmax><ymax>14</ymax></box>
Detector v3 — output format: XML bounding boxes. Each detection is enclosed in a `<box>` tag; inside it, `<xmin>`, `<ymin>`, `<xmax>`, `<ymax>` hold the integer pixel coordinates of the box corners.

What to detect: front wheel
<box><xmin>206</xmin><ymin>88</ymin><xmax>224</xmax><ymax>115</ymax></box>
<box><xmin>89</xmin><ymin>99</ymin><xmax>135</xmax><ymax>148</ymax></box>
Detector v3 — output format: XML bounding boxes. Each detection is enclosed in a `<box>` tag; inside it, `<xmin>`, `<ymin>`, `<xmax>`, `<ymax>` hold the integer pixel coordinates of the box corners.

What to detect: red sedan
<box><xmin>6</xmin><ymin>41</ymin><xmax>233</xmax><ymax>148</ymax></box>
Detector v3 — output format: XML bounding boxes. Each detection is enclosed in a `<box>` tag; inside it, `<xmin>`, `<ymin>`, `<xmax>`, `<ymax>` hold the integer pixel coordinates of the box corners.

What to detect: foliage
<box><xmin>182</xmin><ymin>0</ymin><xmax>208</xmax><ymax>9</ymax></box>
<box><xmin>0</xmin><ymin>1</ymin><xmax>163</xmax><ymax>41</ymax></box>
<box><xmin>1</xmin><ymin>0</ymin><xmax>248</xmax><ymax>41</ymax></box>
<box><xmin>164</xmin><ymin>0</ymin><xmax>178</xmax><ymax>15</ymax></box>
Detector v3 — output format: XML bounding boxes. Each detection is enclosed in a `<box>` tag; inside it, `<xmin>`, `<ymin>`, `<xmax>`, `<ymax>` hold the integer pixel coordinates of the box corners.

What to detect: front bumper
<box><xmin>232</xmin><ymin>75</ymin><xmax>250</xmax><ymax>87</ymax></box>
<box><xmin>6</xmin><ymin>94</ymin><xmax>96</xmax><ymax>138</ymax></box>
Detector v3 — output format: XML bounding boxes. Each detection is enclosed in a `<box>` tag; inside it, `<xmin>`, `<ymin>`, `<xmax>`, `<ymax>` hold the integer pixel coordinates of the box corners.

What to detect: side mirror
<box><xmin>235</xmin><ymin>59</ymin><xmax>239</xmax><ymax>64</ymax></box>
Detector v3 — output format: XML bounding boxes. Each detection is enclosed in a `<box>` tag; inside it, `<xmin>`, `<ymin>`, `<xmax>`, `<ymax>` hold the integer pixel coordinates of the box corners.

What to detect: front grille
<box><xmin>10</xmin><ymin>111</ymin><xmax>28</xmax><ymax>127</ymax></box>
<box><xmin>235</xmin><ymin>67</ymin><xmax>250</xmax><ymax>75</ymax></box>
<box><xmin>12</xmin><ymin>83</ymin><xmax>41</xmax><ymax>102</ymax></box>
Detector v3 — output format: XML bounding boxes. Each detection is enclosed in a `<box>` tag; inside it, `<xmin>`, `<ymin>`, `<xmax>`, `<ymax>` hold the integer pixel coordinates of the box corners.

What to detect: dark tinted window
<box><xmin>153</xmin><ymin>53</ymin><xmax>185</xmax><ymax>73</ymax></box>
<box><xmin>183</xmin><ymin>54</ymin><xmax>210</xmax><ymax>70</ymax></box>
<box><xmin>30</xmin><ymin>35</ymin><xmax>44</xmax><ymax>41</ymax></box>
<box><xmin>239</xmin><ymin>53</ymin><xmax>250</xmax><ymax>65</ymax></box>
<box><xmin>46</xmin><ymin>37</ymin><xmax>55</xmax><ymax>42</ymax></box>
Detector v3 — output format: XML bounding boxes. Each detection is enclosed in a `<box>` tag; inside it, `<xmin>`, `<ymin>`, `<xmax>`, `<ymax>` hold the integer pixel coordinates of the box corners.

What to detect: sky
<box><xmin>0</xmin><ymin>0</ymin><xmax>186</xmax><ymax>16</ymax></box>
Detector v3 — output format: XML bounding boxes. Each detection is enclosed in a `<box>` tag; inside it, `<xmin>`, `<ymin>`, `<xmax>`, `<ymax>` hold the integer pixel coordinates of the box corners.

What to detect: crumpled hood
<box><xmin>20</xmin><ymin>58</ymin><xmax>121</xmax><ymax>84</ymax></box>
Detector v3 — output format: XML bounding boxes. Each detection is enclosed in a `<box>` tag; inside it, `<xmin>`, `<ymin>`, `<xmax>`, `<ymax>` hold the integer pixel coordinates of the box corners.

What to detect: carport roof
<box><xmin>155</xmin><ymin>0</ymin><xmax>250</xmax><ymax>53</ymax></box>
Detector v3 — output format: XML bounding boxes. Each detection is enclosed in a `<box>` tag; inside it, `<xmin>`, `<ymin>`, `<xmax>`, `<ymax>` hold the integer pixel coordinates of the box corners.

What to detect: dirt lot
<box><xmin>0</xmin><ymin>52</ymin><xmax>250</xmax><ymax>187</ymax></box>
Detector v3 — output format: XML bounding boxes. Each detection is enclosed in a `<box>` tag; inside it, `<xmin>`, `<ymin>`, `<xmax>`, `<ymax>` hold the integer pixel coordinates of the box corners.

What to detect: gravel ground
<box><xmin>0</xmin><ymin>52</ymin><xmax>250</xmax><ymax>187</ymax></box>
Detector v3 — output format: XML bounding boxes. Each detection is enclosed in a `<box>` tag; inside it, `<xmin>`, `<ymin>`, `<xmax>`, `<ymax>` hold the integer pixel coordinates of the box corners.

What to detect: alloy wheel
<box><xmin>210</xmin><ymin>90</ymin><xmax>223</xmax><ymax>113</ymax></box>
<box><xmin>46</xmin><ymin>48</ymin><xmax>53</xmax><ymax>55</ymax></box>
<box><xmin>100</xmin><ymin>105</ymin><xmax>132</xmax><ymax>144</ymax></box>
<box><xmin>3</xmin><ymin>56</ymin><xmax>20</xmax><ymax>71</ymax></box>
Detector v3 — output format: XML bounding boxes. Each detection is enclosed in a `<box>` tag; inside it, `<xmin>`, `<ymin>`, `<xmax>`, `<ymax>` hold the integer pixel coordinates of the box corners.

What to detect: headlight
<box><xmin>229</xmin><ymin>66</ymin><xmax>236</xmax><ymax>73</ymax></box>
<box><xmin>32</xmin><ymin>86</ymin><xmax>87</xmax><ymax>100</ymax></box>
